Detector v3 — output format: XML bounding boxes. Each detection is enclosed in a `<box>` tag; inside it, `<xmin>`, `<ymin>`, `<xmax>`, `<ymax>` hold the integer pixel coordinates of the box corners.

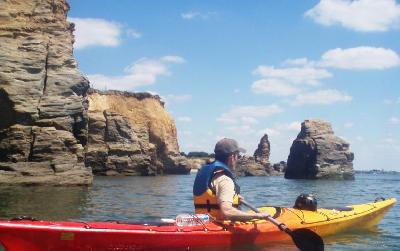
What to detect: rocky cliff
<box><xmin>285</xmin><ymin>119</ymin><xmax>355</xmax><ymax>180</ymax></box>
<box><xmin>86</xmin><ymin>89</ymin><xmax>189</xmax><ymax>175</ymax></box>
<box><xmin>0</xmin><ymin>0</ymin><xmax>92</xmax><ymax>185</ymax></box>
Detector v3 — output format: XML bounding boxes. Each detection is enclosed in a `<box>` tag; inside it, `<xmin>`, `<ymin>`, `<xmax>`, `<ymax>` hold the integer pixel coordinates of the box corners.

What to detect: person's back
<box><xmin>193</xmin><ymin>160</ymin><xmax>240</xmax><ymax>219</ymax></box>
<box><xmin>193</xmin><ymin>138</ymin><xmax>270</xmax><ymax>221</ymax></box>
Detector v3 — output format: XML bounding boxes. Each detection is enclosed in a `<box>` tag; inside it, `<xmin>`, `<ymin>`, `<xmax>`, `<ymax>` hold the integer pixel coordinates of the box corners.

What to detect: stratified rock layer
<box><xmin>86</xmin><ymin>89</ymin><xmax>189</xmax><ymax>175</ymax></box>
<box><xmin>0</xmin><ymin>0</ymin><xmax>92</xmax><ymax>185</ymax></box>
<box><xmin>285</xmin><ymin>119</ymin><xmax>355</xmax><ymax>180</ymax></box>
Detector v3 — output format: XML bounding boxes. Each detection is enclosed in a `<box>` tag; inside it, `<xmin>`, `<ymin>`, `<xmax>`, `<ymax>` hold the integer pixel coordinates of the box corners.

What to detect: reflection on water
<box><xmin>0</xmin><ymin>173</ymin><xmax>398</xmax><ymax>250</ymax></box>
<box><xmin>0</xmin><ymin>186</ymin><xmax>89</xmax><ymax>220</ymax></box>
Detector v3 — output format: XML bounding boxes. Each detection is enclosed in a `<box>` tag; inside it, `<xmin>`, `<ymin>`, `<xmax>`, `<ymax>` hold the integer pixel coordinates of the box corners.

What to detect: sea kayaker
<box><xmin>193</xmin><ymin>138</ymin><xmax>271</xmax><ymax>221</ymax></box>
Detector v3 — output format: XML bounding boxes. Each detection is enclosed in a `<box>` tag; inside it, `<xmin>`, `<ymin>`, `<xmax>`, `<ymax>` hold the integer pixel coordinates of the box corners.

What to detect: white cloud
<box><xmin>283</xmin><ymin>58</ymin><xmax>314</xmax><ymax>66</ymax></box>
<box><xmin>258</xmin><ymin>128</ymin><xmax>281</xmax><ymax>137</ymax></box>
<box><xmin>384</xmin><ymin>99</ymin><xmax>394</xmax><ymax>105</ymax></box>
<box><xmin>161</xmin><ymin>56</ymin><xmax>186</xmax><ymax>64</ymax></box>
<box><xmin>181</xmin><ymin>11</ymin><xmax>217</xmax><ymax>20</ymax></box>
<box><xmin>178</xmin><ymin>116</ymin><xmax>192</xmax><ymax>123</ymax></box>
<box><xmin>281</xmin><ymin>121</ymin><xmax>302</xmax><ymax>131</ymax></box>
<box><xmin>320</xmin><ymin>47</ymin><xmax>400</xmax><ymax>70</ymax></box>
<box><xmin>253</xmin><ymin>66</ymin><xmax>332</xmax><ymax>85</ymax></box>
<box><xmin>344</xmin><ymin>122</ymin><xmax>354</xmax><ymax>128</ymax></box>
<box><xmin>217</xmin><ymin>105</ymin><xmax>284</xmax><ymax>124</ymax></box>
<box><xmin>69</xmin><ymin>17</ymin><xmax>122</xmax><ymax>49</ymax></box>
<box><xmin>384</xmin><ymin>138</ymin><xmax>396</xmax><ymax>143</ymax></box>
<box><xmin>305</xmin><ymin>0</ymin><xmax>400</xmax><ymax>32</ymax></box>
<box><xmin>258</xmin><ymin>121</ymin><xmax>301</xmax><ymax>137</ymax></box>
<box><xmin>389</xmin><ymin>116</ymin><xmax>400</xmax><ymax>125</ymax></box>
<box><xmin>181</xmin><ymin>11</ymin><xmax>201</xmax><ymax>20</ymax></box>
<box><xmin>162</xmin><ymin>94</ymin><xmax>192</xmax><ymax>103</ymax></box>
<box><xmin>356</xmin><ymin>136</ymin><xmax>364</xmax><ymax>142</ymax></box>
<box><xmin>251</xmin><ymin>79</ymin><xmax>301</xmax><ymax>96</ymax></box>
<box><xmin>293</xmin><ymin>89</ymin><xmax>352</xmax><ymax>105</ymax></box>
<box><xmin>126</xmin><ymin>29</ymin><xmax>142</xmax><ymax>39</ymax></box>
<box><xmin>226</xmin><ymin>125</ymin><xmax>256</xmax><ymax>135</ymax></box>
<box><xmin>87</xmin><ymin>56</ymin><xmax>184</xmax><ymax>91</ymax></box>
<box><xmin>383</xmin><ymin>98</ymin><xmax>400</xmax><ymax>105</ymax></box>
<box><xmin>145</xmin><ymin>91</ymin><xmax>160</xmax><ymax>96</ymax></box>
<box><xmin>240</xmin><ymin>117</ymin><xmax>259</xmax><ymax>125</ymax></box>
<box><xmin>181</xmin><ymin>130</ymin><xmax>192</xmax><ymax>136</ymax></box>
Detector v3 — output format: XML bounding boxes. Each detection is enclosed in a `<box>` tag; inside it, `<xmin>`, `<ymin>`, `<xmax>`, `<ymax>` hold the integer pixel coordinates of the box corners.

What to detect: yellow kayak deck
<box><xmin>255</xmin><ymin>197</ymin><xmax>396</xmax><ymax>237</ymax></box>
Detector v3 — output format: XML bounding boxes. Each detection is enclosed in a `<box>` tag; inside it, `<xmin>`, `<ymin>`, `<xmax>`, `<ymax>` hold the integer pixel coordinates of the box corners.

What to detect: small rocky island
<box><xmin>285</xmin><ymin>119</ymin><xmax>355</xmax><ymax>180</ymax></box>
<box><xmin>236</xmin><ymin>134</ymin><xmax>285</xmax><ymax>176</ymax></box>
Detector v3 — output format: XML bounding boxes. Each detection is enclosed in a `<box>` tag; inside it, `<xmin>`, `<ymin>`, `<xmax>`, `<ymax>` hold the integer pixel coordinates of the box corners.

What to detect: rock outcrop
<box><xmin>86</xmin><ymin>89</ymin><xmax>190</xmax><ymax>175</ymax></box>
<box><xmin>285</xmin><ymin>119</ymin><xmax>355</xmax><ymax>180</ymax></box>
<box><xmin>236</xmin><ymin>156</ymin><xmax>269</xmax><ymax>176</ymax></box>
<box><xmin>236</xmin><ymin>134</ymin><xmax>282</xmax><ymax>176</ymax></box>
<box><xmin>273</xmin><ymin>161</ymin><xmax>287</xmax><ymax>173</ymax></box>
<box><xmin>0</xmin><ymin>0</ymin><xmax>92</xmax><ymax>185</ymax></box>
<box><xmin>254</xmin><ymin>134</ymin><xmax>271</xmax><ymax>166</ymax></box>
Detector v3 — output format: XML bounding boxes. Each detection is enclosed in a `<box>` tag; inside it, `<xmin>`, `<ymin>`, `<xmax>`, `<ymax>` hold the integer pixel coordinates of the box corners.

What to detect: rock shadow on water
<box><xmin>0</xmin><ymin>185</ymin><xmax>90</xmax><ymax>221</ymax></box>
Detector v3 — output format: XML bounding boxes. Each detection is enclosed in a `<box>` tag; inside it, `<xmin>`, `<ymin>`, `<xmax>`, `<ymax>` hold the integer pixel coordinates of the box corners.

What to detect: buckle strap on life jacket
<box><xmin>194</xmin><ymin>199</ymin><xmax>218</xmax><ymax>212</ymax></box>
<box><xmin>194</xmin><ymin>200</ymin><xmax>239</xmax><ymax>213</ymax></box>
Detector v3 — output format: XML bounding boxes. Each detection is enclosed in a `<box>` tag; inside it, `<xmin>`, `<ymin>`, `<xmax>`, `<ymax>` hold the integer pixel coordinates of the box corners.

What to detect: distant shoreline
<box><xmin>355</xmin><ymin>170</ymin><xmax>399</xmax><ymax>174</ymax></box>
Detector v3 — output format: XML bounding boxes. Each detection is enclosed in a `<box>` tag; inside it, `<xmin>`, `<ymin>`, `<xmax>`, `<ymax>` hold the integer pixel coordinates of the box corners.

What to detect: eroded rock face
<box><xmin>273</xmin><ymin>161</ymin><xmax>287</xmax><ymax>173</ymax></box>
<box><xmin>236</xmin><ymin>156</ymin><xmax>268</xmax><ymax>176</ymax></box>
<box><xmin>285</xmin><ymin>119</ymin><xmax>355</xmax><ymax>180</ymax></box>
<box><xmin>86</xmin><ymin>89</ymin><xmax>190</xmax><ymax>175</ymax></box>
<box><xmin>236</xmin><ymin>134</ymin><xmax>281</xmax><ymax>176</ymax></box>
<box><xmin>254</xmin><ymin>134</ymin><xmax>271</xmax><ymax>165</ymax></box>
<box><xmin>0</xmin><ymin>0</ymin><xmax>92</xmax><ymax>185</ymax></box>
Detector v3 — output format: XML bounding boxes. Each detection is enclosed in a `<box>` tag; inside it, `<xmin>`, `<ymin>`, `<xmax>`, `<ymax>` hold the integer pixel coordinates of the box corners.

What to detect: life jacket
<box><xmin>193</xmin><ymin>161</ymin><xmax>240</xmax><ymax>218</ymax></box>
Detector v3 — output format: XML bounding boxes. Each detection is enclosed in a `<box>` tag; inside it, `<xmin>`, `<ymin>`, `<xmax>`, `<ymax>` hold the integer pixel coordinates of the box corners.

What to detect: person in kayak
<box><xmin>193</xmin><ymin>138</ymin><xmax>271</xmax><ymax>221</ymax></box>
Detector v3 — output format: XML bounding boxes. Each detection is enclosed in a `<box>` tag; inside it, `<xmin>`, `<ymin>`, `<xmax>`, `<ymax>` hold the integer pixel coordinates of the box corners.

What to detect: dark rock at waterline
<box><xmin>236</xmin><ymin>156</ymin><xmax>268</xmax><ymax>176</ymax></box>
<box><xmin>273</xmin><ymin>161</ymin><xmax>287</xmax><ymax>173</ymax></box>
<box><xmin>0</xmin><ymin>125</ymin><xmax>92</xmax><ymax>185</ymax></box>
<box><xmin>236</xmin><ymin>134</ymin><xmax>284</xmax><ymax>176</ymax></box>
<box><xmin>285</xmin><ymin>119</ymin><xmax>355</xmax><ymax>180</ymax></box>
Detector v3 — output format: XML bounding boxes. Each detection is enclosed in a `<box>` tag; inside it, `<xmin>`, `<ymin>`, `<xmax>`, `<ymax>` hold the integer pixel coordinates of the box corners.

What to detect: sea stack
<box><xmin>285</xmin><ymin>119</ymin><xmax>355</xmax><ymax>180</ymax></box>
<box><xmin>254</xmin><ymin>134</ymin><xmax>271</xmax><ymax>166</ymax></box>
<box><xmin>236</xmin><ymin>134</ymin><xmax>280</xmax><ymax>176</ymax></box>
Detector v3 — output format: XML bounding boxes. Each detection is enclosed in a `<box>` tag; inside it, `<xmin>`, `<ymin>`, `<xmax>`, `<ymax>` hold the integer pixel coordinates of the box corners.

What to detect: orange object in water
<box><xmin>0</xmin><ymin>198</ymin><xmax>395</xmax><ymax>251</ymax></box>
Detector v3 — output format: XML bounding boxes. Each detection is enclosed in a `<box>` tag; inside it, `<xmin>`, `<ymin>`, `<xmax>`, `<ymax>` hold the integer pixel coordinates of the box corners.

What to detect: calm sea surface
<box><xmin>0</xmin><ymin>173</ymin><xmax>398</xmax><ymax>250</ymax></box>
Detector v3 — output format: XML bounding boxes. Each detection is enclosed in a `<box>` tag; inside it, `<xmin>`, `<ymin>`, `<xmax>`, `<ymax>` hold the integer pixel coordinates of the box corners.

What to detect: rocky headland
<box><xmin>285</xmin><ymin>119</ymin><xmax>355</xmax><ymax>180</ymax></box>
<box><xmin>86</xmin><ymin>89</ymin><xmax>189</xmax><ymax>176</ymax></box>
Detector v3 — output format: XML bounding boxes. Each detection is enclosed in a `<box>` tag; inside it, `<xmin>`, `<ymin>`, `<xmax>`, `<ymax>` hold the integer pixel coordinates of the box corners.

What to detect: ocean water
<box><xmin>0</xmin><ymin>173</ymin><xmax>398</xmax><ymax>250</ymax></box>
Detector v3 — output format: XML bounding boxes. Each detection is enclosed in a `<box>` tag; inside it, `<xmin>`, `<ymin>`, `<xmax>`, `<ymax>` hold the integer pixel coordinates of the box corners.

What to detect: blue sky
<box><xmin>68</xmin><ymin>0</ymin><xmax>400</xmax><ymax>171</ymax></box>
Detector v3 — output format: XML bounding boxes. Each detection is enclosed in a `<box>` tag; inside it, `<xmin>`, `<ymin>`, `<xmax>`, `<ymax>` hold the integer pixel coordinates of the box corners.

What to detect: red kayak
<box><xmin>0</xmin><ymin>198</ymin><xmax>395</xmax><ymax>251</ymax></box>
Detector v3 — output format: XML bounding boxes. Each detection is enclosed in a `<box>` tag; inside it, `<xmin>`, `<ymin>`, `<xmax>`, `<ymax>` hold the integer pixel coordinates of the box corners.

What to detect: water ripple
<box><xmin>0</xmin><ymin>173</ymin><xmax>398</xmax><ymax>250</ymax></box>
